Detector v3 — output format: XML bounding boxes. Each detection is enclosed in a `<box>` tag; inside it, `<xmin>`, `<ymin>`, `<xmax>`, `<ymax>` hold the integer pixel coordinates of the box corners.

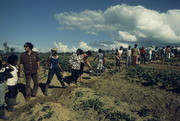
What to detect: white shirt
<box><xmin>127</xmin><ymin>49</ymin><xmax>132</xmax><ymax>57</ymax></box>
<box><xmin>118</xmin><ymin>49</ymin><xmax>123</xmax><ymax>55</ymax></box>
<box><xmin>6</xmin><ymin>65</ymin><xmax>18</xmax><ymax>86</ymax></box>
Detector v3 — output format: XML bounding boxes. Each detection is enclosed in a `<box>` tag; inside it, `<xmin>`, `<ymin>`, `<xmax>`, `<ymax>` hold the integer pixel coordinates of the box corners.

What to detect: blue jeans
<box><xmin>0</xmin><ymin>83</ymin><xmax>5</xmax><ymax>106</ymax></box>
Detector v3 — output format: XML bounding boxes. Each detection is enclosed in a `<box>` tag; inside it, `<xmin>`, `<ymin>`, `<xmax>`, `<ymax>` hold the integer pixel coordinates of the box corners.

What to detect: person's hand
<box><xmin>2</xmin><ymin>61</ymin><xmax>7</xmax><ymax>65</ymax></box>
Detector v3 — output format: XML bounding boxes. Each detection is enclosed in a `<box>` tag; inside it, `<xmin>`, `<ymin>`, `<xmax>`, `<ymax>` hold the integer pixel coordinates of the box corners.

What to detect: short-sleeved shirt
<box><xmin>126</xmin><ymin>49</ymin><xmax>132</xmax><ymax>57</ymax></box>
<box><xmin>20</xmin><ymin>51</ymin><xmax>40</xmax><ymax>75</ymax></box>
<box><xmin>69</xmin><ymin>53</ymin><xmax>83</xmax><ymax>70</ymax></box>
<box><xmin>97</xmin><ymin>53</ymin><xmax>104</xmax><ymax>60</ymax></box>
<box><xmin>132</xmin><ymin>48</ymin><xmax>140</xmax><ymax>56</ymax></box>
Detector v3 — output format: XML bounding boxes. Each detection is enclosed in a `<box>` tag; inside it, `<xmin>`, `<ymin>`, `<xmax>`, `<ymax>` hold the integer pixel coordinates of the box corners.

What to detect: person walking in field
<box><xmin>126</xmin><ymin>45</ymin><xmax>132</xmax><ymax>68</ymax></box>
<box><xmin>115</xmin><ymin>46</ymin><xmax>123</xmax><ymax>69</ymax></box>
<box><xmin>63</xmin><ymin>49</ymin><xmax>84</xmax><ymax>85</ymax></box>
<box><xmin>165</xmin><ymin>46</ymin><xmax>171</xmax><ymax>61</ymax></box>
<box><xmin>0</xmin><ymin>60</ymin><xmax>14</xmax><ymax>120</ymax></box>
<box><xmin>5</xmin><ymin>55</ymin><xmax>20</xmax><ymax>112</ymax></box>
<box><xmin>19</xmin><ymin>42</ymin><xmax>40</xmax><ymax>101</ymax></box>
<box><xmin>93</xmin><ymin>49</ymin><xmax>105</xmax><ymax>71</ymax></box>
<box><xmin>132</xmin><ymin>44</ymin><xmax>140</xmax><ymax>65</ymax></box>
<box><xmin>44</xmin><ymin>48</ymin><xmax>66</xmax><ymax>96</ymax></box>
<box><xmin>140</xmin><ymin>46</ymin><xmax>146</xmax><ymax>64</ymax></box>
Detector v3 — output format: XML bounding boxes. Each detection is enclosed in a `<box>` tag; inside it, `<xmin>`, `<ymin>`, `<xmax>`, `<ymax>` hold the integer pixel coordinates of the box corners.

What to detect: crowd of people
<box><xmin>0</xmin><ymin>42</ymin><xmax>179</xmax><ymax>120</ymax></box>
<box><xmin>115</xmin><ymin>44</ymin><xmax>179</xmax><ymax>69</ymax></box>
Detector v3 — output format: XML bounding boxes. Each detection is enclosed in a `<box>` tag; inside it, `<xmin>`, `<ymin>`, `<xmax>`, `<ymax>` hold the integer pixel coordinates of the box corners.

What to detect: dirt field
<box><xmin>1</xmin><ymin>60</ymin><xmax>180</xmax><ymax>121</ymax></box>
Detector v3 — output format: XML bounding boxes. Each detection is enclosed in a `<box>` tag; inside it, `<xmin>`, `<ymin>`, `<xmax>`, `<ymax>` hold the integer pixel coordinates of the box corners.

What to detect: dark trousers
<box><xmin>65</xmin><ymin>69</ymin><xmax>80</xmax><ymax>83</ymax></box>
<box><xmin>6</xmin><ymin>85</ymin><xmax>18</xmax><ymax>98</ymax></box>
<box><xmin>46</xmin><ymin>68</ymin><xmax>63</xmax><ymax>85</ymax></box>
<box><xmin>25</xmin><ymin>73</ymin><xmax>39</xmax><ymax>99</ymax></box>
<box><xmin>140</xmin><ymin>54</ymin><xmax>146</xmax><ymax>64</ymax></box>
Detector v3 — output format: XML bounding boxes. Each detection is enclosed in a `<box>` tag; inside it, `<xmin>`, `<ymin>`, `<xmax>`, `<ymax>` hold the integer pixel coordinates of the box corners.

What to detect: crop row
<box><xmin>126</xmin><ymin>66</ymin><xmax>180</xmax><ymax>92</ymax></box>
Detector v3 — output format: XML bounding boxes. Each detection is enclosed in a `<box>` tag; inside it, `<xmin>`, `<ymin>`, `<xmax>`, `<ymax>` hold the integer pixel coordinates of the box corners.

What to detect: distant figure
<box><xmin>165</xmin><ymin>46</ymin><xmax>171</xmax><ymax>61</ymax></box>
<box><xmin>154</xmin><ymin>47</ymin><xmax>159</xmax><ymax>60</ymax></box>
<box><xmin>140</xmin><ymin>46</ymin><xmax>146</xmax><ymax>64</ymax></box>
<box><xmin>5</xmin><ymin>55</ymin><xmax>20</xmax><ymax>112</ymax></box>
<box><xmin>115</xmin><ymin>46</ymin><xmax>123</xmax><ymax>69</ymax></box>
<box><xmin>161</xmin><ymin>47</ymin><xmax>166</xmax><ymax>62</ymax></box>
<box><xmin>93</xmin><ymin>49</ymin><xmax>105</xmax><ymax>70</ymax></box>
<box><xmin>126</xmin><ymin>45</ymin><xmax>132</xmax><ymax>67</ymax></box>
<box><xmin>132</xmin><ymin>44</ymin><xmax>140</xmax><ymax>65</ymax></box>
<box><xmin>148</xmin><ymin>47</ymin><xmax>153</xmax><ymax>61</ymax></box>
<box><xmin>19</xmin><ymin>42</ymin><xmax>40</xmax><ymax>101</ymax></box>
<box><xmin>44</xmin><ymin>48</ymin><xmax>66</xmax><ymax>96</ymax></box>
<box><xmin>0</xmin><ymin>60</ymin><xmax>14</xmax><ymax>120</ymax></box>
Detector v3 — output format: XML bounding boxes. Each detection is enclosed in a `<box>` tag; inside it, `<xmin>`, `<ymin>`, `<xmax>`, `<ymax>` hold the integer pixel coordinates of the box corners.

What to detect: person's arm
<box><xmin>84</xmin><ymin>57</ymin><xmax>92</xmax><ymax>69</ymax></box>
<box><xmin>37</xmin><ymin>61</ymin><xmax>40</xmax><ymax>73</ymax></box>
<box><xmin>36</xmin><ymin>53</ymin><xmax>40</xmax><ymax>73</ymax></box>
<box><xmin>93</xmin><ymin>55</ymin><xmax>97</xmax><ymax>62</ymax></box>
<box><xmin>2</xmin><ymin>61</ymin><xmax>14</xmax><ymax>71</ymax></box>
<box><xmin>58</xmin><ymin>63</ymin><xmax>63</xmax><ymax>72</ymax></box>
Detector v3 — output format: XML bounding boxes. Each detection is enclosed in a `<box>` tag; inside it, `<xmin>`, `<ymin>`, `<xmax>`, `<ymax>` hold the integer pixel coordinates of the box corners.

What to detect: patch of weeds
<box><xmin>73</xmin><ymin>99</ymin><xmax>104</xmax><ymax>111</ymax></box>
<box><xmin>108</xmin><ymin>68</ymin><xmax>119</xmax><ymax>75</ymax></box>
<box><xmin>94</xmin><ymin>92</ymin><xmax>106</xmax><ymax>97</ymax></box>
<box><xmin>30</xmin><ymin>115</ymin><xmax>36</xmax><ymax>121</ymax></box>
<box><xmin>75</xmin><ymin>91</ymin><xmax>84</xmax><ymax>98</ymax></box>
<box><xmin>43</xmin><ymin>111</ymin><xmax>55</xmax><ymax>119</ymax></box>
<box><xmin>40</xmin><ymin>99</ymin><xmax>46</xmax><ymax>105</ymax></box>
<box><xmin>74</xmin><ymin>99</ymin><xmax>136</xmax><ymax>121</ymax></box>
<box><xmin>107</xmin><ymin>111</ymin><xmax>136</xmax><ymax>121</ymax></box>
<box><xmin>146</xmin><ymin>118</ymin><xmax>161</xmax><ymax>121</ymax></box>
<box><xmin>138</xmin><ymin>108</ymin><xmax>150</xmax><ymax>117</ymax></box>
<box><xmin>38</xmin><ymin>116</ymin><xmax>43</xmax><ymax>121</ymax></box>
<box><xmin>114</xmin><ymin>100</ymin><xmax>121</xmax><ymax>106</ymax></box>
<box><xmin>41</xmin><ymin>105</ymin><xmax>51</xmax><ymax>112</ymax></box>
<box><xmin>24</xmin><ymin>104</ymin><xmax>34</xmax><ymax>110</ymax></box>
<box><xmin>27</xmin><ymin>110</ymin><xmax>33</xmax><ymax>115</ymax></box>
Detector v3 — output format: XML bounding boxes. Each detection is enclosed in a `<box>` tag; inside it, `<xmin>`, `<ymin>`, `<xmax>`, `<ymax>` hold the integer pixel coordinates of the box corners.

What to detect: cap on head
<box><xmin>51</xmin><ymin>48</ymin><xmax>58</xmax><ymax>52</ymax></box>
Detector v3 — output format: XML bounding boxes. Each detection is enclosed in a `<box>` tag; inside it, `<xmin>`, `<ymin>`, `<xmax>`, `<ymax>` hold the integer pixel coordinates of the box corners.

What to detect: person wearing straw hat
<box><xmin>44</xmin><ymin>48</ymin><xmax>66</xmax><ymax>96</ymax></box>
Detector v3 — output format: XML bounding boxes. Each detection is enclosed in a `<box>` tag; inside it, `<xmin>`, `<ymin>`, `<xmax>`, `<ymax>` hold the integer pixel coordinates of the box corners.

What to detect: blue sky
<box><xmin>0</xmin><ymin>0</ymin><xmax>180</xmax><ymax>52</ymax></box>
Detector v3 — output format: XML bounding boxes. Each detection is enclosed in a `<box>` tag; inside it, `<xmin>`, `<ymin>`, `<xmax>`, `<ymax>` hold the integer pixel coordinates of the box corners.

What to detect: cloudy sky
<box><xmin>0</xmin><ymin>0</ymin><xmax>180</xmax><ymax>52</ymax></box>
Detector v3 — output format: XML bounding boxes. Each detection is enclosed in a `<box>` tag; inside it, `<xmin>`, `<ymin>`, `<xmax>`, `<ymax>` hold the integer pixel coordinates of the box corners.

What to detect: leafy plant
<box><xmin>137</xmin><ymin>108</ymin><xmax>150</xmax><ymax>117</ymax></box>
<box><xmin>41</xmin><ymin>105</ymin><xmax>51</xmax><ymax>112</ymax></box>
<box><xmin>126</xmin><ymin>66</ymin><xmax>180</xmax><ymax>91</ymax></box>
<box><xmin>107</xmin><ymin>111</ymin><xmax>136</xmax><ymax>121</ymax></box>
<box><xmin>75</xmin><ymin>91</ymin><xmax>84</xmax><ymax>98</ymax></box>
<box><xmin>43</xmin><ymin>111</ymin><xmax>55</xmax><ymax>119</ymax></box>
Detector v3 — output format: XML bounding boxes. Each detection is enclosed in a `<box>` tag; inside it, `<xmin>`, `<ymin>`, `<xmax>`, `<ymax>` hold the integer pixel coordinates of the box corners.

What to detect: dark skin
<box><xmin>1</xmin><ymin>61</ymin><xmax>14</xmax><ymax>71</ymax></box>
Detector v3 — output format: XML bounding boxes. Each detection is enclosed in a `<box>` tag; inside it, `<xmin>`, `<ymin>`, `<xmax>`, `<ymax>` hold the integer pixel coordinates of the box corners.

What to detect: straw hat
<box><xmin>51</xmin><ymin>48</ymin><xmax>58</xmax><ymax>52</ymax></box>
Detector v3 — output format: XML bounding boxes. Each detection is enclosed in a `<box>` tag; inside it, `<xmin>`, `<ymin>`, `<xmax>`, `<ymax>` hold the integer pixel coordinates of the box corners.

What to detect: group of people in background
<box><xmin>0</xmin><ymin>42</ymin><xmax>179</xmax><ymax>120</ymax></box>
<box><xmin>115</xmin><ymin>44</ymin><xmax>180</xmax><ymax>69</ymax></box>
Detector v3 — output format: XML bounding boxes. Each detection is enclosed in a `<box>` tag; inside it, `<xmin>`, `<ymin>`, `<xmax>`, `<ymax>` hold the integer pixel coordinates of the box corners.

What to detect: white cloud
<box><xmin>53</xmin><ymin>42</ymin><xmax>69</xmax><ymax>53</ymax></box>
<box><xmin>118</xmin><ymin>31</ymin><xmax>137</xmax><ymax>42</ymax></box>
<box><xmin>55</xmin><ymin>4</ymin><xmax>180</xmax><ymax>45</ymax></box>
<box><xmin>52</xmin><ymin>41</ymin><xmax>97</xmax><ymax>52</ymax></box>
<box><xmin>79</xmin><ymin>41</ymin><xmax>93</xmax><ymax>51</ymax></box>
<box><xmin>85</xmin><ymin>31</ymin><xmax>98</xmax><ymax>36</ymax></box>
